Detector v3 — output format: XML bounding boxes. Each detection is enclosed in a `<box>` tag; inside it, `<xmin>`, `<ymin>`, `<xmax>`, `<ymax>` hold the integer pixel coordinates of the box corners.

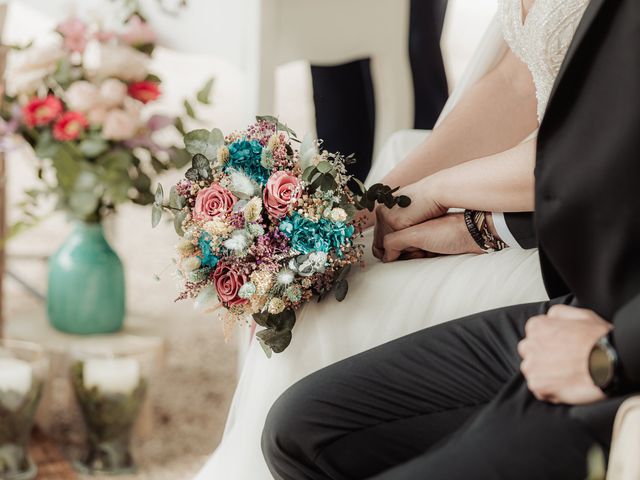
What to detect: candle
<box><xmin>0</xmin><ymin>358</ymin><xmax>33</xmax><ymax>396</ymax></box>
<box><xmin>83</xmin><ymin>358</ymin><xmax>141</xmax><ymax>395</ymax></box>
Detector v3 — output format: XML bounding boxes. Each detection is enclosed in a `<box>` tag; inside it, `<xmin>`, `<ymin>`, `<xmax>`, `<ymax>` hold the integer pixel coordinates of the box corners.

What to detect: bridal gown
<box><xmin>195</xmin><ymin>0</ymin><xmax>590</xmax><ymax>478</ymax></box>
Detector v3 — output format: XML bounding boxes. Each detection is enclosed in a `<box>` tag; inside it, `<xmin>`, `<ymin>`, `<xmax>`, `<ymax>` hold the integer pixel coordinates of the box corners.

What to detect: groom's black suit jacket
<box><xmin>520</xmin><ymin>0</ymin><xmax>640</xmax><ymax>391</ymax></box>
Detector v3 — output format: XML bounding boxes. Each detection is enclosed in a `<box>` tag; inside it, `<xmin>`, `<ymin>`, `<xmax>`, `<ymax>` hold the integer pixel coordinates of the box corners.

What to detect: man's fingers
<box><xmin>382</xmin><ymin>226</ymin><xmax>425</xmax><ymax>263</ymax></box>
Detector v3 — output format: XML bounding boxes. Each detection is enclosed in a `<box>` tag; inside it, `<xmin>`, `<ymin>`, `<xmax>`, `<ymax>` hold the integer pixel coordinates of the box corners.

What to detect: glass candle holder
<box><xmin>69</xmin><ymin>346</ymin><xmax>153</xmax><ymax>475</ymax></box>
<box><xmin>0</xmin><ymin>340</ymin><xmax>49</xmax><ymax>480</ymax></box>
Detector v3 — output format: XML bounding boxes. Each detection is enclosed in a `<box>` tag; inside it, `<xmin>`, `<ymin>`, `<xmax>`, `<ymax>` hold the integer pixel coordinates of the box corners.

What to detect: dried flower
<box><xmin>268</xmin><ymin>298</ymin><xmax>286</xmax><ymax>315</ymax></box>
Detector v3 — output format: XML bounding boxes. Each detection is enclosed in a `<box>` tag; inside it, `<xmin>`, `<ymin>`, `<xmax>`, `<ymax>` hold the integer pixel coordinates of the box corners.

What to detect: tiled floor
<box><xmin>3</xmin><ymin>1</ymin><xmax>497</xmax><ymax>478</ymax></box>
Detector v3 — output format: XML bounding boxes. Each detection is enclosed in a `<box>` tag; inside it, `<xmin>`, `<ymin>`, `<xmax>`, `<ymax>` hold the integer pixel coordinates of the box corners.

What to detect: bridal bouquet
<box><xmin>0</xmin><ymin>11</ymin><xmax>212</xmax><ymax>228</ymax></box>
<box><xmin>153</xmin><ymin>117</ymin><xmax>410</xmax><ymax>355</ymax></box>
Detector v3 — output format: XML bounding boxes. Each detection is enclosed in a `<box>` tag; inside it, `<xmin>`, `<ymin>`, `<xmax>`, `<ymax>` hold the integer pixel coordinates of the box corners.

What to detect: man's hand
<box><xmin>373</xmin><ymin>177</ymin><xmax>447</xmax><ymax>259</ymax></box>
<box><xmin>377</xmin><ymin>212</ymin><xmax>484</xmax><ymax>262</ymax></box>
<box><xmin>518</xmin><ymin>305</ymin><xmax>613</xmax><ymax>405</ymax></box>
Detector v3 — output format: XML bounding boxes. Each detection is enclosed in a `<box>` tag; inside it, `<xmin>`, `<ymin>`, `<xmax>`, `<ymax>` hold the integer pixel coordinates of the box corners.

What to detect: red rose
<box><xmin>127</xmin><ymin>80</ymin><xmax>161</xmax><ymax>104</ymax></box>
<box><xmin>194</xmin><ymin>184</ymin><xmax>237</xmax><ymax>220</ymax></box>
<box><xmin>52</xmin><ymin>111</ymin><xmax>88</xmax><ymax>141</ymax></box>
<box><xmin>263</xmin><ymin>171</ymin><xmax>302</xmax><ymax>218</ymax></box>
<box><xmin>22</xmin><ymin>96</ymin><xmax>63</xmax><ymax>127</ymax></box>
<box><xmin>213</xmin><ymin>263</ymin><xmax>248</xmax><ymax>308</ymax></box>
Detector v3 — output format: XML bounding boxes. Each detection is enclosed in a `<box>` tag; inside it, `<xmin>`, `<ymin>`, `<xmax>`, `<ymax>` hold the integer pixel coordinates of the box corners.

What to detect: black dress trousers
<box><xmin>310</xmin><ymin>0</ymin><xmax>449</xmax><ymax>181</ymax></box>
<box><xmin>262</xmin><ymin>296</ymin><xmax>627</xmax><ymax>479</ymax></box>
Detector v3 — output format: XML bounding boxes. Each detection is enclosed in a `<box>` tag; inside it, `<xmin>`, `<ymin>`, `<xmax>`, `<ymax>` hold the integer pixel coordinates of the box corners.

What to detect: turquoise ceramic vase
<box><xmin>47</xmin><ymin>222</ymin><xmax>125</xmax><ymax>335</ymax></box>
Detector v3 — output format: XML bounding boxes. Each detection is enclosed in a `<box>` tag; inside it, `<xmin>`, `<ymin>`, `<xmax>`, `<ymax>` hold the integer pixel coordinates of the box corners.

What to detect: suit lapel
<box><xmin>546</xmin><ymin>0</ymin><xmax>608</xmax><ymax>105</ymax></box>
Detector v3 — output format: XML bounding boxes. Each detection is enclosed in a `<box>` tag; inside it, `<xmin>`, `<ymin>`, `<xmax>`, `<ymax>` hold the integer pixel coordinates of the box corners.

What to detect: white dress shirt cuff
<box><xmin>491</xmin><ymin>212</ymin><xmax>521</xmax><ymax>249</ymax></box>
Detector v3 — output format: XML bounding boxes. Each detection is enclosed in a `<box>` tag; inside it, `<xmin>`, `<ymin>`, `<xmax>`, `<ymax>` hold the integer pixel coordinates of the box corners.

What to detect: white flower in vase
<box><xmin>6</xmin><ymin>43</ymin><xmax>65</xmax><ymax>96</ymax></box>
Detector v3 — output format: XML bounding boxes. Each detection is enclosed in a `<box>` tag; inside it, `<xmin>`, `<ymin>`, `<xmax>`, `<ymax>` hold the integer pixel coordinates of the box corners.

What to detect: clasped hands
<box><xmin>371</xmin><ymin>176</ymin><xmax>483</xmax><ymax>263</ymax></box>
<box><xmin>371</xmin><ymin>179</ymin><xmax>613</xmax><ymax>405</ymax></box>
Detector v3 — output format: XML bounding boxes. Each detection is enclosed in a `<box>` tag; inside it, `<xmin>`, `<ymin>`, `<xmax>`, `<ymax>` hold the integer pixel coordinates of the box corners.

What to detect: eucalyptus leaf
<box><xmin>185</xmin><ymin>153</ymin><xmax>213</xmax><ymax>181</ymax></box>
<box><xmin>316</xmin><ymin>161</ymin><xmax>333</xmax><ymax>174</ymax></box>
<box><xmin>169</xmin><ymin>186</ymin><xmax>179</xmax><ymax>208</ymax></box>
<box><xmin>184</xmin><ymin>129</ymin><xmax>224</xmax><ymax>160</ymax></box>
<box><xmin>150</xmin><ymin>156</ymin><xmax>166</xmax><ymax>174</ymax></box>
<box><xmin>183</xmin><ymin>99</ymin><xmax>196</xmax><ymax>119</ymax></box>
<box><xmin>69</xmin><ymin>190</ymin><xmax>100</xmax><ymax>218</ymax></box>
<box><xmin>302</xmin><ymin>166</ymin><xmax>317</xmax><ymax>182</ymax></box>
<box><xmin>196</xmin><ymin>77</ymin><xmax>215</xmax><ymax>104</ymax></box>
<box><xmin>168</xmin><ymin>147</ymin><xmax>191</xmax><ymax>168</ymax></box>
<box><xmin>397</xmin><ymin>195</ymin><xmax>412</xmax><ymax>208</ymax></box>
<box><xmin>173</xmin><ymin>211</ymin><xmax>187</xmax><ymax>236</ymax></box>
<box><xmin>155</xmin><ymin>184</ymin><xmax>164</xmax><ymax>205</ymax></box>
<box><xmin>256</xmin><ymin>328</ymin><xmax>293</xmax><ymax>355</ymax></box>
<box><xmin>352</xmin><ymin>177</ymin><xmax>367</xmax><ymax>195</ymax></box>
<box><xmin>334</xmin><ymin>280</ymin><xmax>349</xmax><ymax>302</ymax></box>
<box><xmin>133</xmin><ymin>170</ymin><xmax>152</xmax><ymax>191</ymax></box>
<box><xmin>175</xmin><ymin>117</ymin><xmax>186</xmax><ymax>136</ymax></box>
<box><xmin>34</xmin><ymin>131</ymin><xmax>58</xmax><ymax>159</ymax></box>
<box><xmin>151</xmin><ymin>203</ymin><xmax>163</xmax><ymax>228</ymax></box>
<box><xmin>79</xmin><ymin>138</ymin><xmax>109</xmax><ymax>158</ymax></box>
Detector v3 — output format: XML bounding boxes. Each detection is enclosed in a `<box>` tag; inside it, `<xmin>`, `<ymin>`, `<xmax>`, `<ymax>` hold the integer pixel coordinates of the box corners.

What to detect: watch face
<box><xmin>589</xmin><ymin>345</ymin><xmax>614</xmax><ymax>388</ymax></box>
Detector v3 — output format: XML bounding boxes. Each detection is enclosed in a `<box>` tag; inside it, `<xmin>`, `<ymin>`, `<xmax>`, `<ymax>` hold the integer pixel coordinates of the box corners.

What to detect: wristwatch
<box><xmin>588</xmin><ymin>333</ymin><xmax>619</xmax><ymax>394</ymax></box>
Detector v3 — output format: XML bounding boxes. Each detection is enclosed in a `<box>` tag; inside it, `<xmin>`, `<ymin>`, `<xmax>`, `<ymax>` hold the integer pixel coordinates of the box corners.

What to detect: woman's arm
<box><xmin>381</xmin><ymin>49</ymin><xmax>538</xmax><ymax>189</ymax></box>
<box><xmin>430</xmin><ymin>138</ymin><xmax>536</xmax><ymax>213</ymax></box>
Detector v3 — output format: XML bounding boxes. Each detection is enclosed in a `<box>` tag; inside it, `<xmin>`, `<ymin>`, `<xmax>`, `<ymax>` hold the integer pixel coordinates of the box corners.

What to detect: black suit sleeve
<box><xmin>503</xmin><ymin>212</ymin><xmax>537</xmax><ymax>249</ymax></box>
<box><xmin>611</xmin><ymin>294</ymin><xmax>640</xmax><ymax>391</ymax></box>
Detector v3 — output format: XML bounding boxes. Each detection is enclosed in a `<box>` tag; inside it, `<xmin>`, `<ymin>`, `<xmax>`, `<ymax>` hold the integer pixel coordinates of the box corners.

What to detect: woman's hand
<box><xmin>376</xmin><ymin>212</ymin><xmax>484</xmax><ymax>262</ymax></box>
<box><xmin>373</xmin><ymin>176</ymin><xmax>448</xmax><ymax>259</ymax></box>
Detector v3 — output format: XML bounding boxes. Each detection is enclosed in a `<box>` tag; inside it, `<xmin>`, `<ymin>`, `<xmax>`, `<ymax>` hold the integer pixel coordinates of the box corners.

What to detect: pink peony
<box><xmin>57</xmin><ymin>17</ymin><xmax>88</xmax><ymax>53</ymax></box>
<box><xmin>194</xmin><ymin>184</ymin><xmax>237</xmax><ymax>220</ymax></box>
<box><xmin>263</xmin><ymin>171</ymin><xmax>301</xmax><ymax>218</ymax></box>
<box><xmin>101</xmin><ymin>108</ymin><xmax>139</xmax><ymax>140</ymax></box>
<box><xmin>52</xmin><ymin>111</ymin><xmax>88</xmax><ymax>141</ymax></box>
<box><xmin>119</xmin><ymin>15</ymin><xmax>157</xmax><ymax>46</ymax></box>
<box><xmin>22</xmin><ymin>95</ymin><xmax>63</xmax><ymax>127</ymax></box>
<box><xmin>213</xmin><ymin>263</ymin><xmax>248</xmax><ymax>308</ymax></box>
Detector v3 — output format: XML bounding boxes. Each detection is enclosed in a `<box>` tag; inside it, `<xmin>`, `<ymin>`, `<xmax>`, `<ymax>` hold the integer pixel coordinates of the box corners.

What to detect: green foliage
<box><xmin>196</xmin><ymin>78</ymin><xmax>215</xmax><ymax>105</ymax></box>
<box><xmin>183</xmin><ymin>99</ymin><xmax>196</xmax><ymax>119</ymax></box>
<box><xmin>356</xmin><ymin>183</ymin><xmax>412</xmax><ymax>213</ymax></box>
<box><xmin>254</xmin><ymin>309</ymin><xmax>297</xmax><ymax>357</ymax></box>
<box><xmin>184</xmin><ymin>129</ymin><xmax>224</xmax><ymax>161</ymax></box>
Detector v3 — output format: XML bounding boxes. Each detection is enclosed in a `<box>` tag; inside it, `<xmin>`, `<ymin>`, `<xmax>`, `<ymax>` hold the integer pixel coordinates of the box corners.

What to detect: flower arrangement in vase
<box><xmin>0</xmin><ymin>8</ymin><xmax>213</xmax><ymax>334</ymax></box>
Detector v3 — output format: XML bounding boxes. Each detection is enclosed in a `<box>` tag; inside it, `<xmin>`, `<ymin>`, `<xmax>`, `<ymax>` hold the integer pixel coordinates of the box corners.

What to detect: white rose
<box><xmin>330</xmin><ymin>208</ymin><xmax>348</xmax><ymax>223</ymax></box>
<box><xmin>86</xmin><ymin>43</ymin><xmax>148</xmax><ymax>82</ymax></box>
<box><xmin>87</xmin><ymin>106</ymin><xmax>108</xmax><ymax>125</ymax></box>
<box><xmin>6</xmin><ymin>43</ymin><xmax>65</xmax><ymax>96</ymax></box>
<box><xmin>101</xmin><ymin>108</ymin><xmax>139</xmax><ymax>141</ymax></box>
<box><xmin>65</xmin><ymin>81</ymin><xmax>100</xmax><ymax>112</ymax></box>
<box><xmin>99</xmin><ymin>78</ymin><xmax>128</xmax><ymax>108</ymax></box>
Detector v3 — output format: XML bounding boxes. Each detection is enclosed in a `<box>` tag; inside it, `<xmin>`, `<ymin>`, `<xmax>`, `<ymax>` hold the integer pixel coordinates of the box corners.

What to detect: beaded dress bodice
<box><xmin>499</xmin><ymin>0</ymin><xmax>590</xmax><ymax>120</ymax></box>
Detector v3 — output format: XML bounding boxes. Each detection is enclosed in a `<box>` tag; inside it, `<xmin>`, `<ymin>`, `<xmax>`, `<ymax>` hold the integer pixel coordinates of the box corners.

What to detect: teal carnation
<box><xmin>198</xmin><ymin>234</ymin><xmax>219</xmax><ymax>268</ymax></box>
<box><xmin>225</xmin><ymin>139</ymin><xmax>271</xmax><ymax>185</ymax></box>
<box><xmin>279</xmin><ymin>213</ymin><xmax>354</xmax><ymax>256</ymax></box>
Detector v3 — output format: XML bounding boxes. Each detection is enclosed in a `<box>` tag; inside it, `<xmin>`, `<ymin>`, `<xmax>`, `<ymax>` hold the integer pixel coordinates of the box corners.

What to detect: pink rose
<box><xmin>57</xmin><ymin>17</ymin><xmax>88</xmax><ymax>53</ymax></box>
<box><xmin>263</xmin><ymin>171</ymin><xmax>301</xmax><ymax>218</ymax></box>
<box><xmin>213</xmin><ymin>263</ymin><xmax>248</xmax><ymax>308</ymax></box>
<box><xmin>119</xmin><ymin>15</ymin><xmax>157</xmax><ymax>46</ymax></box>
<box><xmin>195</xmin><ymin>184</ymin><xmax>237</xmax><ymax>220</ymax></box>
